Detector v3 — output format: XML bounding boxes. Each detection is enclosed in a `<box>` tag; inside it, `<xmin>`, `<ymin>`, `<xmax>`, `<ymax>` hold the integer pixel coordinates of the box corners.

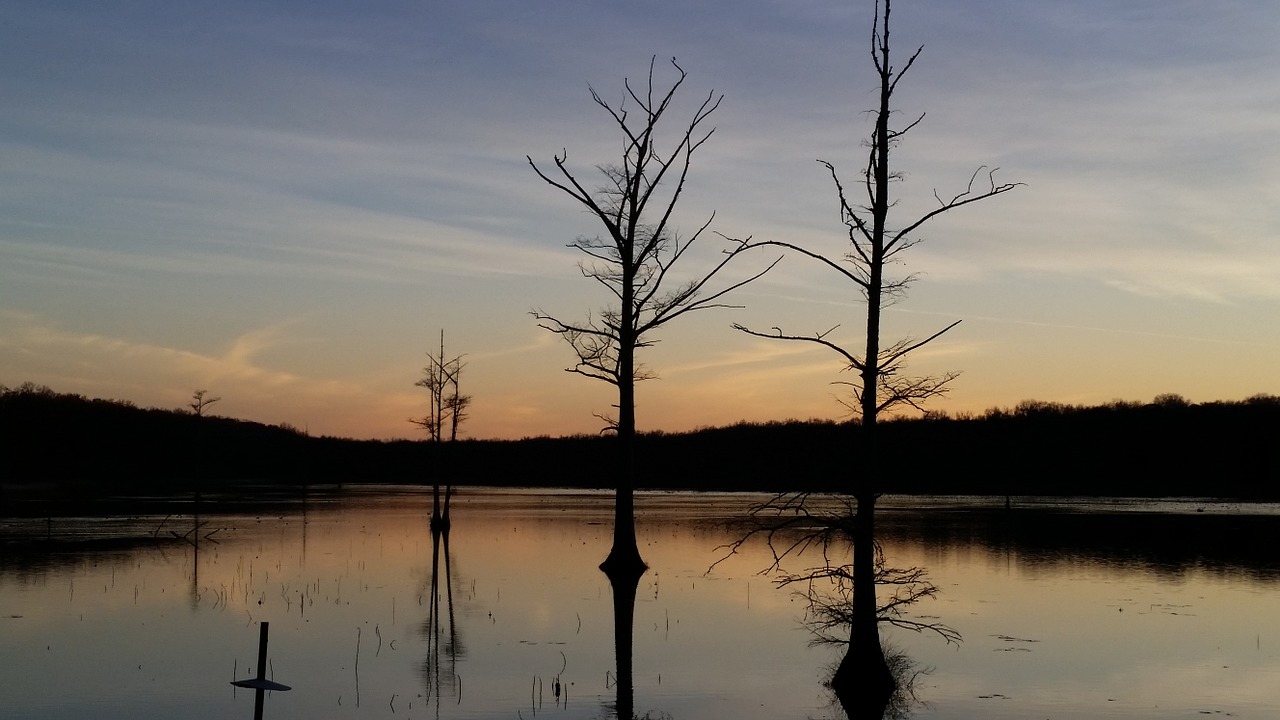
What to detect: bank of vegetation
<box><xmin>2</xmin><ymin>383</ymin><xmax>1277</xmax><ymax>499</ymax></box>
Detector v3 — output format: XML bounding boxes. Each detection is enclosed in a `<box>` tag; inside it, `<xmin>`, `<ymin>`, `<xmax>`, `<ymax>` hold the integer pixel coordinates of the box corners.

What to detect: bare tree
<box><xmin>412</xmin><ymin>330</ymin><xmax>470</xmax><ymax>529</ymax></box>
<box><xmin>529</xmin><ymin>57</ymin><xmax>777</xmax><ymax>576</ymax></box>
<box><xmin>444</xmin><ymin>391</ymin><xmax>471</xmax><ymax>442</ymax></box>
<box><xmin>189</xmin><ymin>389</ymin><xmax>221</xmax><ymax>417</ymax></box>
<box><xmin>412</xmin><ymin>330</ymin><xmax>469</xmax><ymax>443</ymax></box>
<box><xmin>726</xmin><ymin>0</ymin><xmax>1017</xmax><ymax>705</ymax></box>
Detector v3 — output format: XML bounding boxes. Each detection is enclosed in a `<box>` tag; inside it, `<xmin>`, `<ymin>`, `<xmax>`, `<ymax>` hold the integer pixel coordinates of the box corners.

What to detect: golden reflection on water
<box><xmin>3</xmin><ymin>490</ymin><xmax>1280</xmax><ymax>719</ymax></box>
<box><xmin>876</xmin><ymin>511</ymin><xmax>1280</xmax><ymax>720</ymax></box>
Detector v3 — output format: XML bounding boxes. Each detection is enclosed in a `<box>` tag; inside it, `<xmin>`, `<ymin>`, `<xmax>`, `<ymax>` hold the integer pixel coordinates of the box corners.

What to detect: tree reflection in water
<box><xmin>807</xmin><ymin>548</ymin><xmax>950</xmax><ymax>719</ymax></box>
<box><xmin>604</xmin><ymin>562</ymin><xmax>645</xmax><ymax>720</ymax></box>
<box><xmin>719</xmin><ymin>498</ymin><xmax>954</xmax><ymax>720</ymax></box>
<box><xmin>602</xmin><ymin>559</ymin><xmax>678</xmax><ymax>720</ymax></box>
<box><xmin>421</xmin><ymin>507</ymin><xmax>463</xmax><ymax>714</ymax></box>
<box><xmin>826</xmin><ymin>643</ymin><xmax>925</xmax><ymax>720</ymax></box>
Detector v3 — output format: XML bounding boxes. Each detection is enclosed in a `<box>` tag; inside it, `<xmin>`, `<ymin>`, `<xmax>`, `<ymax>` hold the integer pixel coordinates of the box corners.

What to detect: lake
<box><xmin>3</xmin><ymin>487</ymin><xmax>1280</xmax><ymax>719</ymax></box>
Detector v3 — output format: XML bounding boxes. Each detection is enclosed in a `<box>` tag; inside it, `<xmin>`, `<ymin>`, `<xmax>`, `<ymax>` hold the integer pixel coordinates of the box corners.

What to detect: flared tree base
<box><xmin>599</xmin><ymin>542</ymin><xmax>648</xmax><ymax>581</ymax></box>
<box><xmin>830</xmin><ymin>640</ymin><xmax>896</xmax><ymax>719</ymax></box>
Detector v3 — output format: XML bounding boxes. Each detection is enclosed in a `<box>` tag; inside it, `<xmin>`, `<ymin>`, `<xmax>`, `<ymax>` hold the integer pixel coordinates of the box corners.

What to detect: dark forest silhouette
<box><xmin>2</xmin><ymin>383</ymin><xmax>1278</xmax><ymax>499</ymax></box>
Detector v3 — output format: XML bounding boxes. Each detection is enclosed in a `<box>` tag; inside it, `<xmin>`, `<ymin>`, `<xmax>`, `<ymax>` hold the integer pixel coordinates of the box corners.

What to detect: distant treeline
<box><xmin>2</xmin><ymin>383</ymin><xmax>1278</xmax><ymax>499</ymax></box>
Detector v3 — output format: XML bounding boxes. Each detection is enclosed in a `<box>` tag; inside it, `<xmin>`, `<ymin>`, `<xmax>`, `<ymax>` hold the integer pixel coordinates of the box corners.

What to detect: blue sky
<box><xmin>3</xmin><ymin>0</ymin><xmax>1278</xmax><ymax>439</ymax></box>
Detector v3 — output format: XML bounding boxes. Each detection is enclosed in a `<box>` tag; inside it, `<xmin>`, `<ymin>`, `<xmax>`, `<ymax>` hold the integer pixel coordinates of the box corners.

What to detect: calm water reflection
<box><xmin>3</xmin><ymin>489</ymin><xmax>1280</xmax><ymax>719</ymax></box>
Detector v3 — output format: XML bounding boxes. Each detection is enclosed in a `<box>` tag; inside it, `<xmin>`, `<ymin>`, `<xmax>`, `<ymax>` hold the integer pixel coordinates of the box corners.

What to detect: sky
<box><xmin>2</xmin><ymin>0</ymin><xmax>1278</xmax><ymax>440</ymax></box>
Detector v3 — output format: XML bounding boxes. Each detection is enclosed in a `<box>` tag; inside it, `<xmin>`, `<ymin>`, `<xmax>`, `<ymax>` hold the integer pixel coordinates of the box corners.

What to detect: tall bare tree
<box><xmin>729</xmin><ymin>0</ymin><xmax>1017</xmax><ymax>707</ymax></box>
<box><xmin>530</xmin><ymin>57</ymin><xmax>777</xmax><ymax>576</ymax></box>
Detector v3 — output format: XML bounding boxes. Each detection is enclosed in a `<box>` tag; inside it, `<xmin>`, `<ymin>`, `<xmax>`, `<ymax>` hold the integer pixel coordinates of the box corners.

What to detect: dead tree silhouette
<box><xmin>530</xmin><ymin>57</ymin><xmax>777</xmax><ymax>577</ymax></box>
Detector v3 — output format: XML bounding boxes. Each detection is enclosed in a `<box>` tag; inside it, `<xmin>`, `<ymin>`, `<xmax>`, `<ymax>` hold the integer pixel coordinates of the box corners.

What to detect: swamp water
<box><xmin>2</xmin><ymin>488</ymin><xmax>1280</xmax><ymax>719</ymax></box>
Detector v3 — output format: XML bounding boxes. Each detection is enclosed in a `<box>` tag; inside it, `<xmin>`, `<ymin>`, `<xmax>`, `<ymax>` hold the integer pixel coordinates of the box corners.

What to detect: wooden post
<box><xmin>232</xmin><ymin>621</ymin><xmax>291</xmax><ymax>720</ymax></box>
<box><xmin>254</xmin><ymin>621</ymin><xmax>269</xmax><ymax>691</ymax></box>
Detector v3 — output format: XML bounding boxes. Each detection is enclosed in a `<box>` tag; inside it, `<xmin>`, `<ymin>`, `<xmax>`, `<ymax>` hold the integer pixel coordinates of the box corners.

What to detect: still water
<box><xmin>3</xmin><ymin>487</ymin><xmax>1280</xmax><ymax>719</ymax></box>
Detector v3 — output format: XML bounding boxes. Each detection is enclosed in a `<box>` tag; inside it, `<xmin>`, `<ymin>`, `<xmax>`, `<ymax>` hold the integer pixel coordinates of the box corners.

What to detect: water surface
<box><xmin>3</xmin><ymin>488</ymin><xmax>1279</xmax><ymax>719</ymax></box>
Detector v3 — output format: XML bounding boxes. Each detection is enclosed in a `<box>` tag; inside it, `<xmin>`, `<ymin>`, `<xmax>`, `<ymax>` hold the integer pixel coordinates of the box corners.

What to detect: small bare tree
<box><xmin>412</xmin><ymin>330</ymin><xmax>469</xmax><ymax>443</ymax></box>
<box><xmin>444</xmin><ymin>391</ymin><xmax>471</xmax><ymax>442</ymax></box>
<box><xmin>530</xmin><ymin>57</ymin><xmax>777</xmax><ymax>576</ymax></box>
<box><xmin>188</xmin><ymin>389</ymin><xmax>221</xmax><ymax>417</ymax></box>
<box><xmin>412</xmin><ymin>330</ymin><xmax>470</xmax><ymax>528</ymax></box>
<box><xmin>726</xmin><ymin>0</ymin><xmax>1017</xmax><ymax>704</ymax></box>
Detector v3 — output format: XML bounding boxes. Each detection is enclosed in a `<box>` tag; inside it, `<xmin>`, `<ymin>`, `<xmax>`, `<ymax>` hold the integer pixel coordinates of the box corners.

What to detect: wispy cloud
<box><xmin>3</xmin><ymin>1</ymin><xmax>1279</xmax><ymax>437</ymax></box>
<box><xmin>0</xmin><ymin>310</ymin><xmax>404</xmax><ymax>432</ymax></box>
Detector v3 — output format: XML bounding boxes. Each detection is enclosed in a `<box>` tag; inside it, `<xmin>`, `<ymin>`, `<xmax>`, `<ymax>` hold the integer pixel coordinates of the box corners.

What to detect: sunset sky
<box><xmin>3</xmin><ymin>0</ymin><xmax>1278</xmax><ymax>440</ymax></box>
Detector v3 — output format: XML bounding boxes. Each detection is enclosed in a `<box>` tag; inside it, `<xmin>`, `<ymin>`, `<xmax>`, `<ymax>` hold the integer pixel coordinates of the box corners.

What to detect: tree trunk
<box><xmin>829</xmin><ymin>2</ymin><xmax>898</xmax><ymax>707</ymax></box>
<box><xmin>602</xmin><ymin>337</ymin><xmax>647</xmax><ymax>575</ymax></box>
